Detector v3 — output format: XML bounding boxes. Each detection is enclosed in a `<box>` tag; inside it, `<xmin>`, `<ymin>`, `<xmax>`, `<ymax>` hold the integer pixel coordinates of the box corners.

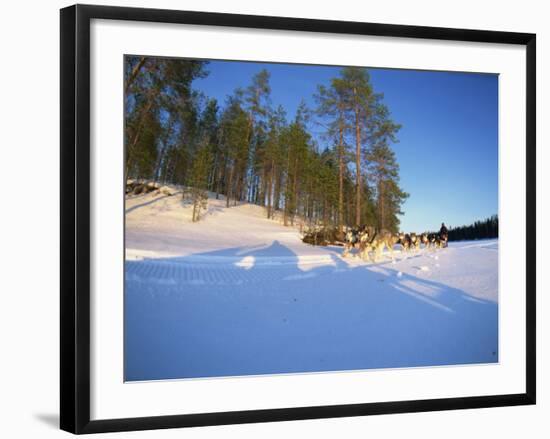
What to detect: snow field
<box><xmin>125</xmin><ymin>189</ymin><xmax>498</xmax><ymax>380</ymax></box>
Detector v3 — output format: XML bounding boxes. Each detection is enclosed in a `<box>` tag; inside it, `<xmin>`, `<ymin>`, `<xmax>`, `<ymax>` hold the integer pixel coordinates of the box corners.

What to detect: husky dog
<box><xmin>409</xmin><ymin>233</ymin><xmax>420</xmax><ymax>251</ymax></box>
<box><xmin>343</xmin><ymin>228</ymin><xmax>358</xmax><ymax>257</ymax></box>
<box><xmin>345</xmin><ymin>226</ymin><xmax>402</xmax><ymax>262</ymax></box>
<box><xmin>427</xmin><ymin>233</ymin><xmax>438</xmax><ymax>248</ymax></box>
<box><xmin>344</xmin><ymin>225</ymin><xmax>374</xmax><ymax>258</ymax></box>
<box><xmin>439</xmin><ymin>229</ymin><xmax>449</xmax><ymax>248</ymax></box>
<box><xmin>420</xmin><ymin>233</ymin><xmax>430</xmax><ymax>248</ymax></box>
<box><xmin>423</xmin><ymin>223</ymin><xmax>450</xmax><ymax>250</ymax></box>
<box><xmin>398</xmin><ymin>232</ymin><xmax>412</xmax><ymax>252</ymax></box>
<box><xmin>435</xmin><ymin>233</ymin><xmax>448</xmax><ymax>249</ymax></box>
<box><xmin>356</xmin><ymin>228</ymin><xmax>371</xmax><ymax>260</ymax></box>
<box><xmin>365</xmin><ymin>230</ymin><xmax>400</xmax><ymax>262</ymax></box>
<box><xmin>426</xmin><ymin>233</ymin><xmax>448</xmax><ymax>249</ymax></box>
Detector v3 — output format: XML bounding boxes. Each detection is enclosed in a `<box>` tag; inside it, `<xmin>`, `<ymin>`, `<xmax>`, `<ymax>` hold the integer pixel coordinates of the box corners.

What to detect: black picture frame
<box><xmin>60</xmin><ymin>4</ymin><xmax>536</xmax><ymax>434</ymax></box>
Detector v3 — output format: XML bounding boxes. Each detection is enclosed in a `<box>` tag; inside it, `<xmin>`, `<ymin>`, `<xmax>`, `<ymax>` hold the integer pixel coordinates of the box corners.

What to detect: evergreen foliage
<box><xmin>185</xmin><ymin>144</ymin><xmax>212</xmax><ymax>222</ymax></box>
<box><xmin>446</xmin><ymin>215</ymin><xmax>499</xmax><ymax>241</ymax></box>
<box><xmin>124</xmin><ymin>57</ymin><xmax>408</xmax><ymax>229</ymax></box>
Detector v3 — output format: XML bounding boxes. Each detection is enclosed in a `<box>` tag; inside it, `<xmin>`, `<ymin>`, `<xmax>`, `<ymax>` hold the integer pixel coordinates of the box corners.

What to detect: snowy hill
<box><xmin>125</xmin><ymin>188</ymin><xmax>498</xmax><ymax>381</ymax></box>
<box><xmin>126</xmin><ymin>188</ymin><xmax>314</xmax><ymax>260</ymax></box>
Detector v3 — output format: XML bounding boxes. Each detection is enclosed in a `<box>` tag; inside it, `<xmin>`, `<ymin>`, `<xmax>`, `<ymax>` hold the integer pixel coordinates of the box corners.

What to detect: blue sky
<box><xmin>194</xmin><ymin>60</ymin><xmax>498</xmax><ymax>232</ymax></box>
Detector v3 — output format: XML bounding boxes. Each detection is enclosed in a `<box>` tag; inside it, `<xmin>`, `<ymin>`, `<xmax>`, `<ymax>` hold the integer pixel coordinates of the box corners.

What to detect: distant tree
<box><xmin>446</xmin><ymin>215</ymin><xmax>498</xmax><ymax>241</ymax></box>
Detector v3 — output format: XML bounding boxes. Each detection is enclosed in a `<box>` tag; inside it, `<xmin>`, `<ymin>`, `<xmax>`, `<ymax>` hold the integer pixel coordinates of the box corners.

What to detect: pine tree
<box><xmin>263</xmin><ymin>106</ymin><xmax>287</xmax><ymax>218</ymax></box>
<box><xmin>445</xmin><ymin>215</ymin><xmax>498</xmax><ymax>241</ymax></box>
<box><xmin>197</xmin><ymin>98</ymin><xmax>220</xmax><ymax>191</ymax></box>
<box><xmin>242</xmin><ymin>70</ymin><xmax>272</xmax><ymax>203</ymax></box>
<box><xmin>124</xmin><ymin>57</ymin><xmax>408</xmax><ymax>236</ymax></box>
<box><xmin>124</xmin><ymin>56</ymin><xmax>208</xmax><ymax>184</ymax></box>
<box><xmin>283</xmin><ymin>102</ymin><xmax>311</xmax><ymax>226</ymax></box>
<box><xmin>315</xmin><ymin>78</ymin><xmax>351</xmax><ymax>232</ymax></box>
<box><xmin>185</xmin><ymin>144</ymin><xmax>213</xmax><ymax>222</ymax></box>
<box><xmin>218</xmin><ymin>94</ymin><xmax>250</xmax><ymax>207</ymax></box>
<box><xmin>339</xmin><ymin>67</ymin><xmax>376</xmax><ymax>226</ymax></box>
<box><xmin>366</xmin><ymin>105</ymin><xmax>408</xmax><ymax>232</ymax></box>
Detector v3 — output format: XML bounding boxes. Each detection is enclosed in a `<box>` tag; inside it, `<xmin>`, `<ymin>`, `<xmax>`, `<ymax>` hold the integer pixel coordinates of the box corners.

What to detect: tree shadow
<box><xmin>126</xmin><ymin>192</ymin><xmax>227</xmax><ymax>218</ymax></box>
<box><xmin>125</xmin><ymin>193</ymin><xmax>176</xmax><ymax>214</ymax></box>
<box><xmin>124</xmin><ymin>239</ymin><xmax>498</xmax><ymax>381</ymax></box>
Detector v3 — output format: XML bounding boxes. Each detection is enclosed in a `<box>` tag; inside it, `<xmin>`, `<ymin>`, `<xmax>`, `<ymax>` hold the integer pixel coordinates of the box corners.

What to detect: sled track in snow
<box><xmin>125</xmin><ymin>256</ymin><xmax>342</xmax><ymax>286</ymax></box>
<box><xmin>125</xmin><ymin>243</ymin><xmax>496</xmax><ymax>287</ymax></box>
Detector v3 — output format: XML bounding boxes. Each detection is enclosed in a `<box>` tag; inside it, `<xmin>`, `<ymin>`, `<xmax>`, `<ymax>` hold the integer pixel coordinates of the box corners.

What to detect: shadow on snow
<box><xmin>124</xmin><ymin>240</ymin><xmax>498</xmax><ymax>381</ymax></box>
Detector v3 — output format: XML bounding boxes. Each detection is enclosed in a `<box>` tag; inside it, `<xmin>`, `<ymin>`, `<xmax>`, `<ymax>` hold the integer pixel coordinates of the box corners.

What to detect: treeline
<box><xmin>447</xmin><ymin>215</ymin><xmax>498</xmax><ymax>241</ymax></box>
<box><xmin>125</xmin><ymin>56</ymin><xmax>408</xmax><ymax>231</ymax></box>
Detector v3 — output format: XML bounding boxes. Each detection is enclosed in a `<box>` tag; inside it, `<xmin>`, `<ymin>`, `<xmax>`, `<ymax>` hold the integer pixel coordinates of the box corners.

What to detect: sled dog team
<box><xmin>342</xmin><ymin>223</ymin><xmax>449</xmax><ymax>262</ymax></box>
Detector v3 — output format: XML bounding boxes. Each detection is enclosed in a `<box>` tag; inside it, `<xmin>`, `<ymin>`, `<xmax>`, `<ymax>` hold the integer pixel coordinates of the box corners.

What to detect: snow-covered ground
<box><xmin>125</xmin><ymin>189</ymin><xmax>498</xmax><ymax>381</ymax></box>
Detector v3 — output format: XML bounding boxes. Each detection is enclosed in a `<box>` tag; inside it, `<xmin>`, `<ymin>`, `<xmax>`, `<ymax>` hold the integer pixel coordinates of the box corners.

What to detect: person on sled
<box><xmin>439</xmin><ymin>222</ymin><xmax>449</xmax><ymax>248</ymax></box>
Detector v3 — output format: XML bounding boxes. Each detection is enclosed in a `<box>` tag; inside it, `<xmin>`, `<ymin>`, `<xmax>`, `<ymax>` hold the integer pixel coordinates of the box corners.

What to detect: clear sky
<box><xmin>194</xmin><ymin>60</ymin><xmax>498</xmax><ymax>232</ymax></box>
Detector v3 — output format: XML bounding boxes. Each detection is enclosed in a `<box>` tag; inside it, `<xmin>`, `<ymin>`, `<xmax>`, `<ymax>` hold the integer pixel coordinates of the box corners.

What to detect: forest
<box><xmin>124</xmin><ymin>56</ymin><xmax>408</xmax><ymax>232</ymax></box>
<box><xmin>445</xmin><ymin>215</ymin><xmax>499</xmax><ymax>241</ymax></box>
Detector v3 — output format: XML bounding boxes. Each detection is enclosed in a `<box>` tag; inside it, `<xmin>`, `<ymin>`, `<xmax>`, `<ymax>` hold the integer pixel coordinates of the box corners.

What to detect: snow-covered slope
<box><xmin>125</xmin><ymin>189</ymin><xmax>498</xmax><ymax>381</ymax></box>
<box><xmin>126</xmin><ymin>189</ymin><xmax>316</xmax><ymax>260</ymax></box>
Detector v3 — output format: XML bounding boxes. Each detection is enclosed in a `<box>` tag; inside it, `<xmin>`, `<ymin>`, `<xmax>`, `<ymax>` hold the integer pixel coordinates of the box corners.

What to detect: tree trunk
<box><xmin>291</xmin><ymin>157</ymin><xmax>299</xmax><ymax>226</ymax></box>
<box><xmin>379</xmin><ymin>179</ymin><xmax>385</xmax><ymax>231</ymax></box>
<box><xmin>125</xmin><ymin>97</ymin><xmax>155</xmax><ymax>183</ymax></box>
<box><xmin>226</xmin><ymin>165</ymin><xmax>234</xmax><ymax>208</ymax></box>
<box><xmin>124</xmin><ymin>56</ymin><xmax>148</xmax><ymax>97</ymax></box>
<box><xmin>216</xmin><ymin>157</ymin><xmax>225</xmax><ymax>200</ymax></box>
<box><xmin>353</xmin><ymin>87</ymin><xmax>362</xmax><ymax>226</ymax></box>
<box><xmin>267</xmin><ymin>161</ymin><xmax>274</xmax><ymax>218</ymax></box>
<box><xmin>192</xmin><ymin>199</ymin><xmax>198</xmax><ymax>222</ymax></box>
<box><xmin>274</xmin><ymin>169</ymin><xmax>281</xmax><ymax>216</ymax></box>
<box><xmin>338</xmin><ymin>115</ymin><xmax>345</xmax><ymax>232</ymax></box>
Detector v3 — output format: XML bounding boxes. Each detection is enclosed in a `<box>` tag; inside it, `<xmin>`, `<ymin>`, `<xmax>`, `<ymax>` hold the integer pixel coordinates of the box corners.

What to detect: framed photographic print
<box><xmin>60</xmin><ymin>4</ymin><xmax>536</xmax><ymax>434</ymax></box>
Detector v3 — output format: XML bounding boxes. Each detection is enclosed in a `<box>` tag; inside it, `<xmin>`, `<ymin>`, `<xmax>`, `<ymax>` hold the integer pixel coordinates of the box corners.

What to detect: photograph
<box><xmin>123</xmin><ymin>55</ymin><xmax>499</xmax><ymax>382</ymax></box>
